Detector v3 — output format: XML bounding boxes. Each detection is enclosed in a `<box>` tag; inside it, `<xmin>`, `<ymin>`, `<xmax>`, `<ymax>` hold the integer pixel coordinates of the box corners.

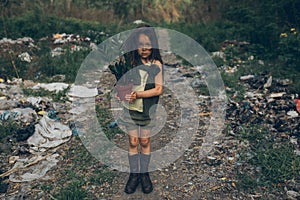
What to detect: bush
<box><xmin>278</xmin><ymin>28</ymin><xmax>300</xmax><ymax>71</ymax></box>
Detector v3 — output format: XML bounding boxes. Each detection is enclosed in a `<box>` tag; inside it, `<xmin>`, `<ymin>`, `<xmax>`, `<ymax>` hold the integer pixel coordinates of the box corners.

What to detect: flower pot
<box><xmin>115</xmin><ymin>84</ymin><xmax>133</xmax><ymax>101</ymax></box>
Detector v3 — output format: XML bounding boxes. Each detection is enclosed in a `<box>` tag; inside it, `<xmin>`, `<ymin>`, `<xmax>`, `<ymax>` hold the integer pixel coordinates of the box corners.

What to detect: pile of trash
<box><xmin>0</xmin><ymin>37</ymin><xmax>37</xmax><ymax>65</ymax></box>
<box><xmin>50</xmin><ymin>33</ymin><xmax>97</xmax><ymax>57</ymax></box>
<box><xmin>210</xmin><ymin>41</ymin><xmax>300</xmax><ymax>146</ymax></box>
<box><xmin>0</xmin><ymin>37</ymin><xmax>36</xmax><ymax>48</ymax></box>
<box><xmin>226</xmin><ymin>73</ymin><xmax>300</xmax><ymax>148</ymax></box>
<box><xmin>52</xmin><ymin>33</ymin><xmax>91</xmax><ymax>45</ymax></box>
<box><xmin>0</xmin><ymin>78</ymin><xmax>99</xmax><ymax>192</ymax></box>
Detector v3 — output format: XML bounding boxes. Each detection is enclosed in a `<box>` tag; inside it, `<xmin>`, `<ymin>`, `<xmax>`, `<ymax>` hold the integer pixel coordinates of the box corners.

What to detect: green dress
<box><xmin>119</xmin><ymin>61</ymin><xmax>161</xmax><ymax>130</ymax></box>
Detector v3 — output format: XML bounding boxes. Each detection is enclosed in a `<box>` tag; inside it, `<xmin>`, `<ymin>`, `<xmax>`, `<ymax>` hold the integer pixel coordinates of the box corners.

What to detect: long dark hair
<box><xmin>123</xmin><ymin>24</ymin><xmax>163</xmax><ymax>67</ymax></box>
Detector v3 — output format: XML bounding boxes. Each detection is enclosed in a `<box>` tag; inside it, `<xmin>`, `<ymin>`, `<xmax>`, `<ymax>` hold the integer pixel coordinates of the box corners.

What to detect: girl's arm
<box><xmin>127</xmin><ymin>60</ymin><xmax>163</xmax><ymax>102</ymax></box>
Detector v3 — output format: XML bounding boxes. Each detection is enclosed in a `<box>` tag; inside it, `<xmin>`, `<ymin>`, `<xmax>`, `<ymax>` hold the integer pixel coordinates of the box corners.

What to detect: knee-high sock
<box><xmin>128</xmin><ymin>153</ymin><xmax>139</xmax><ymax>173</ymax></box>
<box><xmin>140</xmin><ymin>153</ymin><xmax>151</xmax><ymax>173</ymax></box>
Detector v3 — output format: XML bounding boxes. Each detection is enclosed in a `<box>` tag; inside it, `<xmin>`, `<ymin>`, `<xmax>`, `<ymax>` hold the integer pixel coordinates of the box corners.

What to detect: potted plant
<box><xmin>108</xmin><ymin>54</ymin><xmax>134</xmax><ymax>101</ymax></box>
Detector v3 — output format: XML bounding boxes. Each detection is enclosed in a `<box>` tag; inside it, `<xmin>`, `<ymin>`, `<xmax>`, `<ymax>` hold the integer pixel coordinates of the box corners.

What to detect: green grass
<box><xmin>0</xmin><ymin>120</ymin><xmax>19</xmax><ymax>141</ymax></box>
<box><xmin>39</xmin><ymin>136</ymin><xmax>116</xmax><ymax>199</ymax></box>
<box><xmin>22</xmin><ymin>87</ymin><xmax>69</xmax><ymax>102</ymax></box>
<box><xmin>54</xmin><ymin>181</ymin><xmax>89</xmax><ymax>200</ymax></box>
<box><xmin>234</xmin><ymin>125</ymin><xmax>300</xmax><ymax>193</ymax></box>
<box><xmin>95</xmin><ymin>103</ymin><xmax>125</xmax><ymax>141</ymax></box>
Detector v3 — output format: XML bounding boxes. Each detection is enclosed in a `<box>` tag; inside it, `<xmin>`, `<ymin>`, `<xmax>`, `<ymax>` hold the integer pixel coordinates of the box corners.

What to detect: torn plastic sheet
<box><xmin>26</xmin><ymin>96</ymin><xmax>52</xmax><ymax>109</ymax></box>
<box><xmin>68</xmin><ymin>85</ymin><xmax>98</xmax><ymax>98</ymax></box>
<box><xmin>26</xmin><ymin>96</ymin><xmax>43</xmax><ymax>107</ymax></box>
<box><xmin>9</xmin><ymin>153</ymin><xmax>60</xmax><ymax>182</ymax></box>
<box><xmin>32</xmin><ymin>82</ymin><xmax>69</xmax><ymax>93</ymax></box>
<box><xmin>27</xmin><ymin>115</ymin><xmax>72</xmax><ymax>150</ymax></box>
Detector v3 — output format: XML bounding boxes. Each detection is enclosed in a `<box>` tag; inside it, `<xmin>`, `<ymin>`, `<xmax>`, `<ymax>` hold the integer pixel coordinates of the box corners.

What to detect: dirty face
<box><xmin>137</xmin><ymin>33</ymin><xmax>152</xmax><ymax>60</ymax></box>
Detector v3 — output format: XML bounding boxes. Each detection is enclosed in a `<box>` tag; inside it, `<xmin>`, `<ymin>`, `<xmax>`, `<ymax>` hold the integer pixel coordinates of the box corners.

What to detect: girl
<box><xmin>118</xmin><ymin>25</ymin><xmax>163</xmax><ymax>194</ymax></box>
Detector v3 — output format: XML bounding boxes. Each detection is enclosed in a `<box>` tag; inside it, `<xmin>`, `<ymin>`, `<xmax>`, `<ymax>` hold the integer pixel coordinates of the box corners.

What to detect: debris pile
<box><xmin>50</xmin><ymin>33</ymin><xmax>96</xmax><ymax>57</ymax></box>
<box><xmin>226</xmin><ymin>74</ymin><xmax>299</xmax><ymax>144</ymax></box>
<box><xmin>0</xmin><ymin>79</ymin><xmax>75</xmax><ymax>189</ymax></box>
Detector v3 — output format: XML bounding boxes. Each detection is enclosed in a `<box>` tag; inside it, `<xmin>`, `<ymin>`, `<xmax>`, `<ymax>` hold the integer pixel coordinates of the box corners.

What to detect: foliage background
<box><xmin>0</xmin><ymin>0</ymin><xmax>299</xmax><ymax>85</ymax></box>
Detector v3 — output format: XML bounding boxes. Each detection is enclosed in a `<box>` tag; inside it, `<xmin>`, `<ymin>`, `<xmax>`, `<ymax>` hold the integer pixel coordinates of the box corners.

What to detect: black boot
<box><xmin>140</xmin><ymin>153</ymin><xmax>153</xmax><ymax>194</ymax></box>
<box><xmin>124</xmin><ymin>154</ymin><xmax>140</xmax><ymax>194</ymax></box>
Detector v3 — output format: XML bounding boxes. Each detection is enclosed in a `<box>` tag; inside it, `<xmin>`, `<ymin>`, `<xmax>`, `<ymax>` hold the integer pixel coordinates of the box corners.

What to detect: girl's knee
<box><xmin>140</xmin><ymin>138</ymin><xmax>150</xmax><ymax>147</ymax></box>
<box><xmin>129</xmin><ymin>137</ymin><xmax>139</xmax><ymax>148</ymax></box>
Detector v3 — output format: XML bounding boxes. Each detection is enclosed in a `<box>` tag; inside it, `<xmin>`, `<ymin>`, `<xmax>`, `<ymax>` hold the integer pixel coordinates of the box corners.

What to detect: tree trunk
<box><xmin>66</xmin><ymin>0</ymin><xmax>71</xmax><ymax>13</ymax></box>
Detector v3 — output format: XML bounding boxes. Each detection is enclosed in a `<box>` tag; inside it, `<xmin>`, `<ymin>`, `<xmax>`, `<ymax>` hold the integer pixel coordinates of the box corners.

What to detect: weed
<box><xmin>252</xmin><ymin>142</ymin><xmax>300</xmax><ymax>184</ymax></box>
<box><xmin>0</xmin><ymin>120</ymin><xmax>19</xmax><ymax>141</ymax></box>
<box><xmin>89</xmin><ymin>167</ymin><xmax>114</xmax><ymax>185</ymax></box>
<box><xmin>54</xmin><ymin>181</ymin><xmax>89</xmax><ymax>200</ymax></box>
<box><xmin>95</xmin><ymin>104</ymin><xmax>124</xmax><ymax>140</ymax></box>
<box><xmin>22</xmin><ymin>87</ymin><xmax>69</xmax><ymax>103</ymax></box>
<box><xmin>235</xmin><ymin>125</ymin><xmax>300</xmax><ymax>192</ymax></box>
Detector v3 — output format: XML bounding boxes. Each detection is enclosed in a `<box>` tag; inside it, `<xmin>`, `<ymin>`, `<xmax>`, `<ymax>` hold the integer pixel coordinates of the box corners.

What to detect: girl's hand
<box><xmin>125</xmin><ymin>91</ymin><xmax>137</xmax><ymax>103</ymax></box>
<box><xmin>115</xmin><ymin>93</ymin><xmax>121</xmax><ymax>101</ymax></box>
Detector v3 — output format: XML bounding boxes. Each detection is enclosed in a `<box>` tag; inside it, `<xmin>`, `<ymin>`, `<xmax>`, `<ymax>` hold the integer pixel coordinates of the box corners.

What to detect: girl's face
<box><xmin>137</xmin><ymin>33</ymin><xmax>152</xmax><ymax>60</ymax></box>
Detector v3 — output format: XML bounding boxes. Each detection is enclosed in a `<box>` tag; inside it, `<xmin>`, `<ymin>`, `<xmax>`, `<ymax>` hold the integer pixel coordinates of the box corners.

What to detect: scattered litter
<box><xmin>295</xmin><ymin>99</ymin><xmax>300</xmax><ymax>113</ymax></box>
<box><xmin>199</xmin><ymin>112</ymin><xmax>212</xmax><ymax>117</ymax></box>
<box><xmin>211</xmin><ymin>51</ymin><xmax>225</xmax><ymax>59</ymax></box>
<box><xmin>47</xmin><ymin>109</ymin><xmax>59</xmax><ymax>120</ymax></box>
<box><xmin>0</xmin><ymin>75</ymin><xmax>8</xmax><ymax>83</ymax></box>
<box><xmin>270</xmin><ymin>92</ymin><xmax>286</xmax><ymax>98</ymax></box>
<box><xmin>286</xmin><ymin>190</ymin><xmax>300</xmax><ymax>199</ymax></box>
<box><xmin>18</xmin><ymin>52</ymin><xmax>32</xmax><ymax>63</ymax></box>
<box><xmin>1</xmin><ymin>108</ymin><xmax>37</xmax><ymax>123</ymax></box>
<box><xmin>32</xmin><ymin>82</ymin><xmax>69</xmax><ymax>93</ymax></box>
<box><xmin>8</xmin><ymin>153</ymin><xmax>60</xmax><ymax>182</ymax></box>
<box><xmin>9</xmin><ymin>156</ymin><xmax>20</xmax><ymax>164</ymax></box>
<box><xmin>69</xmin><ymin>121</ymin><xmax>83</xmax><ymax>135</ymax></box>
<box><xmin>108</xmin><ymin>119</ymin><xmax>118</xmax><ymax>128</ymax></box>
<box><xmin>0</xmin><ymin>110</ymin><xmax>19</xmax><ymax>121</ymax></box>
<box><xmin>133</xmin><ymin>19</ymin><xmax>145</xmax><ymax>24</ymax></box>
<box><xmin>287</xmin><ymin>111</ymin><xmax>298</xmax><ymax>118</ymax></box>
<box><xmin>240</xmin><ymin>75</ymin><xmax>255</xmax><ymax>81</ymax></box>
<box><xmin>52</xmin><ymin>33</ymin><xmax>91</xmax><ymax>44</ymax></box>
<box><xmin>263</xmin><ymin>76</ymin><xmax>272</xmax><ymax>88</ymax></box>
<box><xmin>51</xmin><ymin>47</ymin><xmax>64</xmax><ymax>57</ymax></box>
<box><xmin>27</xmin><ymin>115</ymin><xmax>72</xmax><ymax>151</ymax></box>
<box><xmin>190</xmin><ymin>78</ymin><xmax>205</xmax><ymax>88</ymax></box>
<box><xmin>26</xmin><ymin>96</ymin><xmax>44</xmax><ymax>108</ymax></box>
<box><xmin>224</xmin><ymin>66</ymin><xmax>238</xmax><ymax>73</ymax></box>
<box><xmin>37</xmin><ymin>110</ymin><xmax>47</xmax><ymax>116</ymax></box>
<box><xmin>50</xmin><ymin>74</ymin><xmax>66</xmax><ymax>82</ymax></box>
<box><xmin>0</xmin><ymin>37</ymin><xmax>34</xmax><ymax>46</ymax></box>
<box><xmin>68</xmin><ymin>85</ymin><xmax>98</xmax><ymax>98</ymax></box>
